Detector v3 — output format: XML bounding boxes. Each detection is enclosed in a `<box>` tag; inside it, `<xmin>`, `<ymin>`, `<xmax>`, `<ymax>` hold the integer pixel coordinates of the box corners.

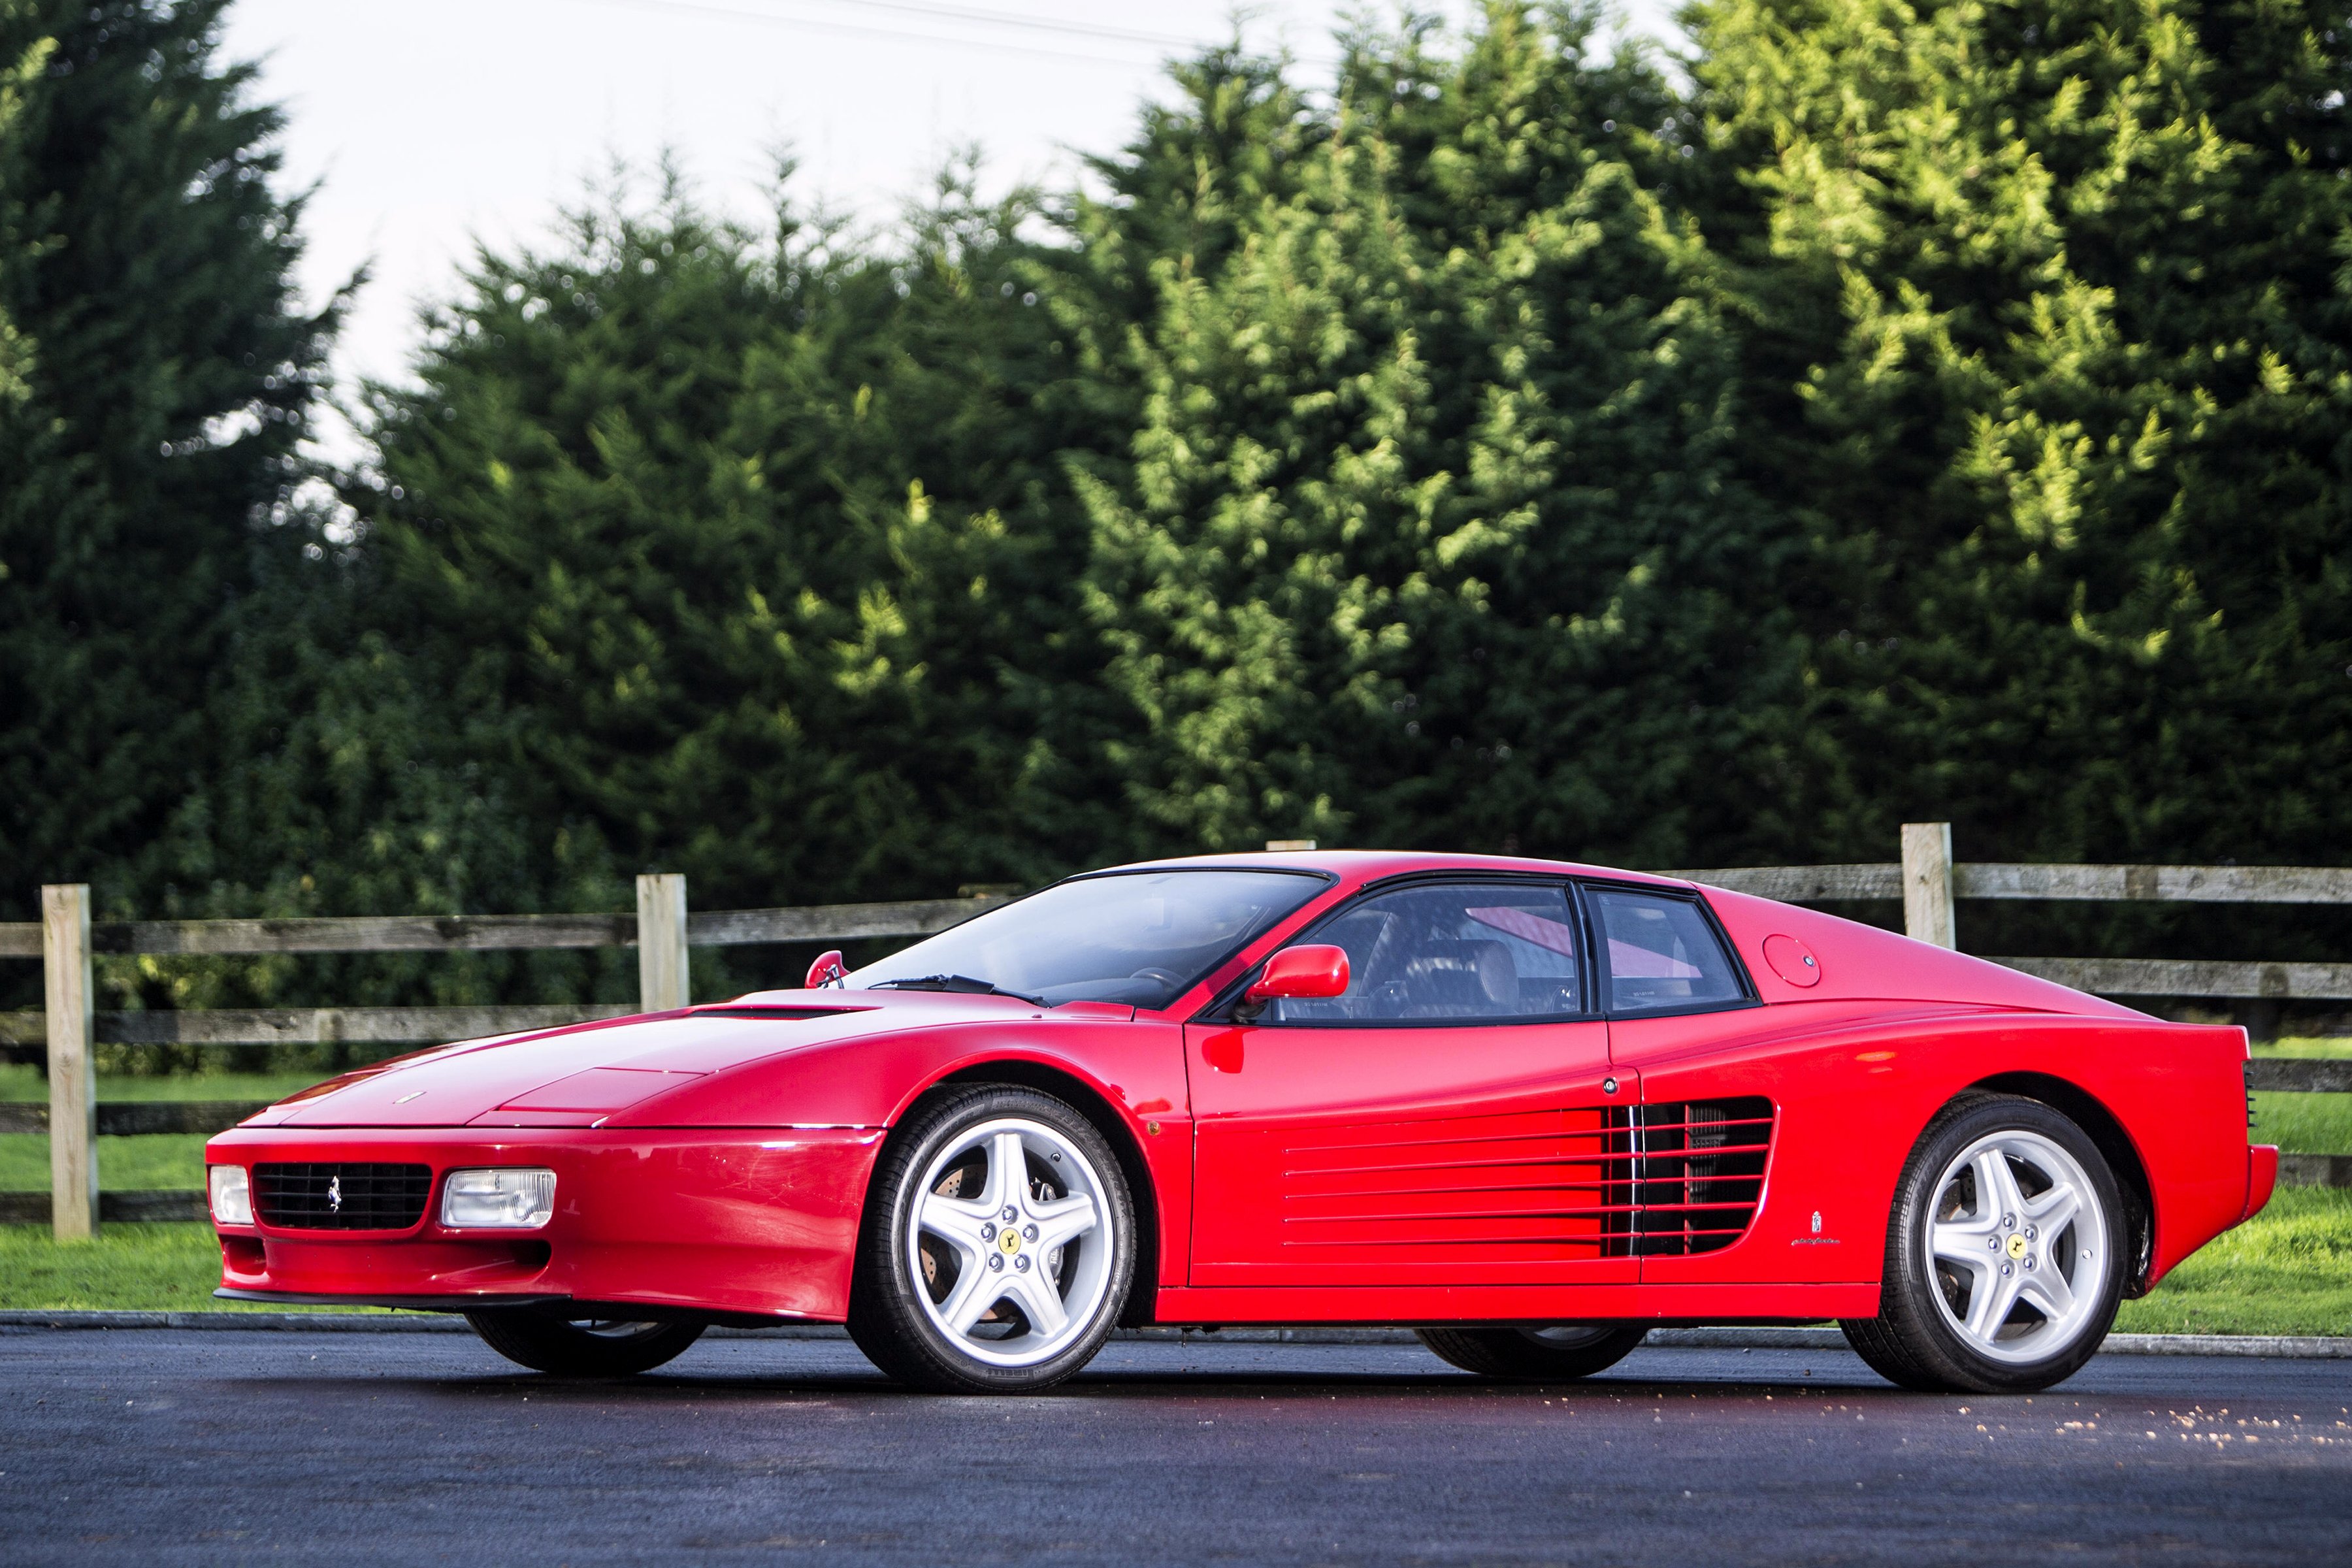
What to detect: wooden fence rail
<box><xmin>2</xmin><ymin>877</ymin><xmax>1009</xmax><ymax>1237</ymax></box>
<box><xmin>8</xmin><ymin>830</ymin><xmax>2352</xmax><ymax>1236</ymax></box>
<box><xmin>0</xmin><ymin>1102</ymin><xmax>270</xmax><ymax>1136</ymax></box>
<box><xmin>1665</xmin><ymin>862</ymin><xmax>2352</xmax><ymax>904</ymax></box>
<box><xmin>0</xmin><ymin>894</ymin><xmax>1008</xmax><ymax>960</ymax></box>
<box><xmin>1995</xmin><ymin>958</ymin><xmax>2352</xmax><ymax>1002</ymax></box>
<box><xmin>0</xmin><ymin>1004</ymin><xmax>638</xmax><ymax>1049</ymax></box>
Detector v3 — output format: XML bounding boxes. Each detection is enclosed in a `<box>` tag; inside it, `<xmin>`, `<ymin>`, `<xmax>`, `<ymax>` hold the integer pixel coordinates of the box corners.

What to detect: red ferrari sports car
<box><xmin>206</xmin><ymin>852</ymin><xmax>2275</xmax><ymax>1393</ymax></box>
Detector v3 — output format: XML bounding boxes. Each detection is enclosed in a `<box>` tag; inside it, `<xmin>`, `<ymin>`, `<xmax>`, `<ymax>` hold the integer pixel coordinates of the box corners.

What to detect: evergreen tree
<box><xmin>351</xmin><ymin>164</ymin><xmax>1112</xmax><ymax>912</ymax></box>
<box><xmin>1690</xmin><ymin>0</ymin><xmax>2352</xmax><ymax>863</ymax></box>
<box><xmin>1079</xmin><ymin>5</ymin><xmax>1808</xmax><ymax>864</ymax></box>
<box><xmin>0</xmin><ymin>31</ymin><xmax>37</xmax><ymax>410</ymax></box>
<box><xmin>0</xmin><ymin>0</ymin><xmax>338</xmax><ymax>917</ymax></box>
<box><xmin>1057</xmin><ymin>44</ymin><xmax>1326</xmax><ymax>356</ymax></box>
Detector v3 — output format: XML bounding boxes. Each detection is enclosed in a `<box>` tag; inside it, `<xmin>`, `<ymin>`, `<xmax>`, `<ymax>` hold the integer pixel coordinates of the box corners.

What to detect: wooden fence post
<box><xmin>43</xmin><ymin>884</ymin><xmax>97</xmax><ymax>1241</ymax></box>
<box><xmin>637</xmin><ymin>874</ymin><xmax>690</xmax><ymax>1011</ymax></box>
<box><xmin>1901</xmin><ymin>823</ymin><xmax>1957</xmax><ymax>950</ymax></box>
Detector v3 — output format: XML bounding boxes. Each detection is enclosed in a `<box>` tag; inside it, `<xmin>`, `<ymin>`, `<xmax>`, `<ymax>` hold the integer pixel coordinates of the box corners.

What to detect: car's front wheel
<box><xmin>1842</xmin><ymin>1092</ymin><xmax>2124</xmax><ymax>1392</ymax></box>
<box><xmin>849</xmin><ymin>1085</ymin><xmax>1135</xmax><ymax>1393</ymax></box>
<box><xmin>1416</xmin><ymin>1324</ymin><xmax>1649</xmax><ymax>1381</ymax></box>
<box><xmin>464</xmin><ymin>1309</ymin><xmax>706</xmax><ymax>1377</ymax></box>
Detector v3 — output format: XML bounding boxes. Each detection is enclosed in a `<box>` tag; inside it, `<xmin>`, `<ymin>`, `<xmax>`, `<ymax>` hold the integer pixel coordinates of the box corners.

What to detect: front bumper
<box><xmin>204</xmin><ymin>1124</ymin><xmax>883</xmax><ymax>1320</ymax></box>
<box><xmin>215</xmin><ymin>1287</ymin><xmax>573</xmax><ymax>1311</ymax></box>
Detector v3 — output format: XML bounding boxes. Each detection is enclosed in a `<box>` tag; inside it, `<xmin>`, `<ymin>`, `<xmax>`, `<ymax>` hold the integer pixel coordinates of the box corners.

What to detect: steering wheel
<box><xmin>1127</xmin><ymin>967</ymin><xmax>1184</xmax><ymax>992</ymax></box>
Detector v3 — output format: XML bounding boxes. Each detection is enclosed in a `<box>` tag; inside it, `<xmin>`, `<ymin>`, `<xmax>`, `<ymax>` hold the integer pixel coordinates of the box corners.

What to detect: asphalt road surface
<box><xmin>3</xmin><ymin>1329</ymin><xmax>2349</xmax><ymax>1566</ymax></box>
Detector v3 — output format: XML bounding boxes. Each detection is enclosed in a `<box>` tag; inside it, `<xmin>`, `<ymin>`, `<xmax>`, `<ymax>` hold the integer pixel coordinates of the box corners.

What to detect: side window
<box><xmin>1588</xmin><ymin>889</ymin><xmax>1746</xmax><ymax>1015</ymax></box>
<box><xmin>1269</xmin><ymin>883</ymin><xmax>1584</xmax><ymax>1024</ymax></box>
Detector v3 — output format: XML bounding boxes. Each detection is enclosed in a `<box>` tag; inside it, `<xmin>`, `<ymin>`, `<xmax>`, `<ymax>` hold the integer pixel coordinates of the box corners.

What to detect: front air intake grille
<box><xmin>253</xmin><ymin>1163</ymin><xmax>433</xmax><ymax>1230</ymax></box>
<box><xmin>1614</xmin><ymin>1098</ymin><xmax>1775</xmax><ymax>1257</ymax></box>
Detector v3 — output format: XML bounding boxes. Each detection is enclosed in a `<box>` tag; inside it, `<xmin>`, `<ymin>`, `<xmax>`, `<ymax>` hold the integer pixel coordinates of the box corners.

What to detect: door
<box><xmin>1189</xmin><ymin>879</ymin><xmax>1637</xmax><ymax>1287</ymax></box>
<box><xmin>1584</xmin><ymin>883</ymin><xmax>1797</xmax><ymax>1281</ymax></box>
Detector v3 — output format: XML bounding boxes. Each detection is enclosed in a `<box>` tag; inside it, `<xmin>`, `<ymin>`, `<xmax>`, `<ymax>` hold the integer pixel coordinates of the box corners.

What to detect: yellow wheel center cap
<box><xmin>2006</xmin><ymin>1233</ymin><xmax>2028</xmax><ymax>1260</ymax></box>
<box><xmin>1000</xmin><ymin>1230</ymin><xmax>1022</xmax><ymax>1255</ymax></box>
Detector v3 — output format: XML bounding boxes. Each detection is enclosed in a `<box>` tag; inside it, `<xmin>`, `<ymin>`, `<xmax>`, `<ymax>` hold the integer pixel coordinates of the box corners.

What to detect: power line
<box><xmin>545</xmin><ymin>0</ymin><xmax>1193</xmax><ymax>68</ymax></box>
<box><xmin>740</xmin><ymin>0</ymin><xmax>1201</xmax><ymax>51</ymax></box>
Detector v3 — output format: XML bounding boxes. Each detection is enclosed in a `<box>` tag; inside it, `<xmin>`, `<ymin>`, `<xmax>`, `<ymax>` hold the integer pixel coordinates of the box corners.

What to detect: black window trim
<box><xmin>1575</xmin><ymin>877</ymin><xmax>1763</xmax><ymax>1021</ymax></box>
<box><xmin>1197</xmin><ymin>869</ymin><xmax>1603</xmax><ymax>1029</ymax></box>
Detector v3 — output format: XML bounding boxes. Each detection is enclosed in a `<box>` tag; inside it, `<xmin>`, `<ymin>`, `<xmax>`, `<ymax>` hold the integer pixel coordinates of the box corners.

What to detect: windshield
<box><xmin>848</xmin><ymin>870</ymin><xmax>1325</xmax><ymax>1009</ymax></box>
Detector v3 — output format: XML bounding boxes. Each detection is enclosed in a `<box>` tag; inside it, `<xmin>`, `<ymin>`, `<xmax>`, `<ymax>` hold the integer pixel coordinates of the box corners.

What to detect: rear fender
<box><xmin>1617</xmin><ymin>1009</ymin><xmax>2248</xmax><ymax>1292</ymax></box>
<box><xmin>1970</xmin><ymin>1071</ymin><xmax>2155</xmax><ymax>1296</ymax></box>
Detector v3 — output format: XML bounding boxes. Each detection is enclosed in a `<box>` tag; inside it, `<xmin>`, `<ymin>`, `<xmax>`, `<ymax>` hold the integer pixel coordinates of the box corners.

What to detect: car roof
<box><xmin>1085</xmin><ymin>849</ymin><xmax>1696</xmax><ymax>892</ymax></box>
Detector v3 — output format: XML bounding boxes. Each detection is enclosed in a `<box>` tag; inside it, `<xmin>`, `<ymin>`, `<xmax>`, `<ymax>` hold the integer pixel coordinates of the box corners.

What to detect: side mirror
<box><xmin>806</xmin><ymin>950</ymin><xmax>847</xmax><ymax>989</ymax></box>
<box><xmin>1246</xmin><ymin>944</ymin><xmax>1350</xmax><ymax>1004</ymax></box>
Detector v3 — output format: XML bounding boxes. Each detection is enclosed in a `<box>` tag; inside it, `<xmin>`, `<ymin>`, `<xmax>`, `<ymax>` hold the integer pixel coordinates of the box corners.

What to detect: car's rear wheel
<box><xmin>1842</xmin><ymin>1093</ymin><xmax>2123</xmax><ymax>1393</ymax></box>
<box><xmin>849</xmin><ymin>1085</ymin><xmax>1135</xmax><ymax>1394</ymax></box>
<box><xmin>1415</xmin><ymin>1324</ymin><xmax>1649</xmax><ymax>1381</ymax></box>
<box><xmin>464</xmin><ymin>1309</ymin><xmax>706</xmax><ymax>1377</ymax></box>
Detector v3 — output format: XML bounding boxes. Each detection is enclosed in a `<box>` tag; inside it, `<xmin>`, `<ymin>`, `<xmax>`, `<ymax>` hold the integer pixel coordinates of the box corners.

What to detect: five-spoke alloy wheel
<box><xmin>850</xmin><ymin>1085</ymin><xmax>1134</xmax><ymax>1392</ymax></box>
<box><xmin>1843</xmin><ymin>1093</ymin><xmax>2125</xmax><ymax>1392</ymax></box>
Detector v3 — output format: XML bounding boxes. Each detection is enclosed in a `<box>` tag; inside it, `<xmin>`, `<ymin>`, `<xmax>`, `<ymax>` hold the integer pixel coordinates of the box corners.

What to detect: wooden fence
<box><xmin>2</xmin><ymin>875</ymin><xmax>1011</xmax><ymax>1236</ymax></box>
<box><xmin>5</xmin><ymin>823</ymin><xmax>2348</xmax><ymax>1237</ymax></box>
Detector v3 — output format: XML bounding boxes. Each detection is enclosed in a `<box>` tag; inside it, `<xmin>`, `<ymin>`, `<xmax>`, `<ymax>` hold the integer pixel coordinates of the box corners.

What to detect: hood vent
<box><xmin>685</xmin><ymin>1006</ymin><xmax>851</xmax><ymax>1021</ymax></box>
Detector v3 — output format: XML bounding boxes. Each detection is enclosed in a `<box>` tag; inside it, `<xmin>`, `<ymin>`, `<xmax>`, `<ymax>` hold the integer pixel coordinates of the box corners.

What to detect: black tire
<box><xmin>1415</xmin><ymin>1324</ymin><xmax>1649</xmax><ymax>1382</ymax></box>
<box><xmin>848</xmin><ymin>1084</ymin><xmax>1135</xmax><ymax>1394</ymax></box>
<box><xmin>1840</xmin><ymin>1092</ymin><xmax>2124</xmax><ymax>1394</ymax></box>
<box><xmin>464</xmin><ymin>1309</ymin><xmax>706</xmax><ymax>1377</ymax></box>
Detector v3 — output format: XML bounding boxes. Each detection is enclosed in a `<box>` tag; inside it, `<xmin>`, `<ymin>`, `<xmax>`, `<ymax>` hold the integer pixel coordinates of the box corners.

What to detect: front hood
<box><xmin>244</xmin><ymin>990</ymin><xmax>1099</xmax><ymax>1130</ymax></box>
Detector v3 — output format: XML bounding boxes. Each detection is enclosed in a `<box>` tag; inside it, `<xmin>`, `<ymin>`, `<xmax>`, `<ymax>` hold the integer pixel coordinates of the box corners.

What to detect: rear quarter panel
<box><xmin>1701</xmin><ymin>887</ymin><xmax>2151</xmax><ymax>1018</ymax></box>
<box><xmin>1612</xmin><ymin>1004</ymin><xmax>2250</xmax><ymax>1291</ymax></box>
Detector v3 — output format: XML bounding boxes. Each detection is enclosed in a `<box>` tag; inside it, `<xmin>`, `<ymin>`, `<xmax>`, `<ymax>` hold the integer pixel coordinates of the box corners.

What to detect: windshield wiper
<box><xmin>871</xmin><ymin>973</ymin><xmax>1047</xmax><ymax>1006</ymax></box>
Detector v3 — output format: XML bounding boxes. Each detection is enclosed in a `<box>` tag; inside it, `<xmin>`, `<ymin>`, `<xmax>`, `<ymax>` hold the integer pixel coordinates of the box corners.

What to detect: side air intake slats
<box><xmin>1277</xmin><ymin>1097</ymin><xmax>1776</xmax><ymax>1258</ymax></box>
<box><xmin>1623</xmin><ymin>1098</ymin><xmax>1774</xmax><ymax>1257</ymax></box>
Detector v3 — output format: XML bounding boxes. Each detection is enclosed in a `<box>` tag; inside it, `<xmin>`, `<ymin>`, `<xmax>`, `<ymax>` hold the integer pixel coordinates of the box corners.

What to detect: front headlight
<box><xmin>440</xmin><ymin>1168</ymin><xmax>557</xmax><ymax>1230</ymax></box>
<box><xmin>208</xmin><ymin>1165</ymin><xmax>253</xmax><ymax>1226</ymax></box>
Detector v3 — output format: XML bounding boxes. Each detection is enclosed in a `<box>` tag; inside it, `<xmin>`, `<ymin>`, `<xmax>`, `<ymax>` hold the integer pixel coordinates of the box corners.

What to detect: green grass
<box><xmin>2249</xmin><ymin>1036</ymin><xmax>2352</xmax><ymax>1154</ymax></box>
<box><xmin>0</xmin><ymin>1134</ymin><xmax>212</xmax><ymax>1191</ymax></box>
<box><xmin>2115</xmin><ymin>1186</ymin><xmax>2352</xmax><ymax>1337</ymax></box>
<box><xmin>2251</xmin><ymin>1094</ymin><xmax>2352</xmax><ymax>1154</ymax></box>
<box><xmin>2252</xmin><ymin>1037</ymin><xmax>2352</xmax><ymax>1060</ymax></box>
<box><xmin>0</xmin><ymin>1063</ymin><xmax>325</xmax><ymax>1103</ymax></box>
<box><xmin>0</xmin><ymin>1222</ymin><xmax>376</xmax><ymax>1312</ymax></box>
<box><xmin>0</xmin><ymin>1062</ymin><xmax>328</xmax><ymax>1192</ymax></box>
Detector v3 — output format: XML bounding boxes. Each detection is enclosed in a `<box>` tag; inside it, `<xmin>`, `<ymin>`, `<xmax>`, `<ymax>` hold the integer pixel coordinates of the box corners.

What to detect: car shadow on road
<box><xmin>228</xmin><ymin>1361</ymin><xmax>1916</xmax><ymax>1405</ymax></box>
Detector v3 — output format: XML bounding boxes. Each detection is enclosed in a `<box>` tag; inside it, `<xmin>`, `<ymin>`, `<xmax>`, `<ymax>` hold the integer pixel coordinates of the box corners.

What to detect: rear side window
<box><xmin>1270</xmin><ymin>881</ymin><xmax>1584</xmax><ymax>1024</ymax></box>
<box><xmin>1587</xmin><ymin>889</ymin><xmax>1746</xmax><ymax>1016</ymax></box>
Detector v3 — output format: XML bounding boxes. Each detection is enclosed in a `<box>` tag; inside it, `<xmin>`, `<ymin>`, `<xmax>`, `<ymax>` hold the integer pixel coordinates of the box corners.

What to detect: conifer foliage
<box><xmin>2</xmin><ymin>0</ymin><xmax>2349</xmax><ymax>965</ymax></box>
<box><xmin>1690</xmin><ymin>0</ymin><xmax>2352</xmax><ymax>861</ymax></box>
<box><xmin>1081</xmin><ymin>7</ymin><xmax>1806</xmax><ymax>864</ymax></box>
<box><xmin>0</xmin><ymin>0</ymin><xmax>337</xmax><ymax>916</ymax></box>
<box><xmin>355</xmin><ymin>165</ymin><xmax>1115</xmax><ymax>910</ymax></box>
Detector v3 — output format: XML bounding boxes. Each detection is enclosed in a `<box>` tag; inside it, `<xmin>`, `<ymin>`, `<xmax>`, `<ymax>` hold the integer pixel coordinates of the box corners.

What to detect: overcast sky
<box><xmin>216</xmin><ymin>0</ymin><xmax>1678</xmax><ymax>455</ymax></box>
